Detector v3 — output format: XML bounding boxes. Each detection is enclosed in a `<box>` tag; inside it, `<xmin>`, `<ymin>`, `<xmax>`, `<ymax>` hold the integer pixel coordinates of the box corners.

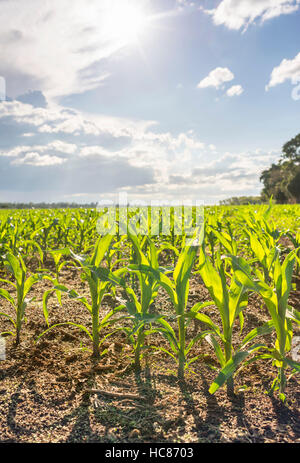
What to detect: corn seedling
<box><xmin>41</xmin><ymin>234</ymin><xmax>126</xmax><ymax>358</ymax></box>
<box><xmin>229</xmin><ymin>249</ymin><xmax>300</xmax><ymax>402</ymax></box>
<box><xmin>0</xmin><ymin>253</ymin><xmax>44</xmax><ymax>343</ymax></box>
<box><xmin>131</xmin><ymin>227</ymin><xmax>208</xmax><ymax>379</ymax></box>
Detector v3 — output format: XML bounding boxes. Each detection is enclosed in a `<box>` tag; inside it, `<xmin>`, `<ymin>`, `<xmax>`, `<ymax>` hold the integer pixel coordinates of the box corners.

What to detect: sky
<box><xmin>0</xmin><ymin>0</ymin><xmax>299</xmax><ymax>205</ymax></box>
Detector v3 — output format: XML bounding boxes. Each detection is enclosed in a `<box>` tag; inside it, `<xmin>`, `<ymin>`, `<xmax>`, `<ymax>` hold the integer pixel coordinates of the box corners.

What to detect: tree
<box><xmin>260</xmin><ymin>133</ymin><xmax>300</xmax><ymax>204</ymax></box>
<box><xmin>282</xmin><ymin>133</ymin><xmax>300</xmax><ymax>162</ymax></box>
<box><xmin>220</xmin><ymin>196</ymin><xmax>263</xmax><ymax>206</ymax></box>
<box><xmin>287</xmin><ymin>165</ymin><xmax>300</xmax><ymax>202</ymax></box>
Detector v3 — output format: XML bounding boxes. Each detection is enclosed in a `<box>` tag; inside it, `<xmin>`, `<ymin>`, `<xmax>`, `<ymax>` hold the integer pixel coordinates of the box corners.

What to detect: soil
<box><xmin>0</xmin><ymin>257</ymin><xmax>299</xmax><ymax>444</ymax></box>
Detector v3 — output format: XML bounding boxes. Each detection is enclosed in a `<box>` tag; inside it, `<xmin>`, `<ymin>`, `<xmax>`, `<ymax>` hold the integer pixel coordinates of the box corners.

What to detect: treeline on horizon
<box><xmin>0</xmin><ymin>199</ymin><xmax>265</xmax><ymax>209</ymax></box>
<box><xmin>0</xmin><ymin>202</ymin><xmax>99</xmax><ymax>210</ymax></box>
<box><xmin>0</xmin><ymin>198</ymin><xmax>273</xmax><ymax>209</ymax></box>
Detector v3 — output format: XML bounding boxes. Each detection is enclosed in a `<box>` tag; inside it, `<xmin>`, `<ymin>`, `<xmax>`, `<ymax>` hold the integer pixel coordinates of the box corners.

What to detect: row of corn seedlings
<box><xmin>0</xmin><ymin>204</ymin><xmax>299</xmax><ymax>402</ymax></box>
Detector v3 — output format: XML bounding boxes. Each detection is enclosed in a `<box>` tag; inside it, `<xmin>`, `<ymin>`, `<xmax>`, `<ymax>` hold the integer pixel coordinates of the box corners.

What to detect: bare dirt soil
<box><xmin>0</xmin><ymin>261</ymin><xmax>299</xmax><ymax>444</ymax></box>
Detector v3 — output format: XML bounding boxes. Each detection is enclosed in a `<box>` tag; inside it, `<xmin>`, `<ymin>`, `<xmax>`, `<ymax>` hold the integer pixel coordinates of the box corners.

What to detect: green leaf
<box><xmin>24</xmin><ymin>273</ymin><xmax>43</xmax><ymax>297</ymax></box>
<box><xmin>279</xmin><ymin>251</ymin><xmax>295</xmax><ymax>313</ymax></box>
<box><xmin>150</xmin><ymin>345</ymin><xmax>177</xmax><ymax>361</ymax></box>
<box><xmin>129</xmin><ymin>264</ymin><xmax>177</xmax><ymax>307</ymax></box>
<box><xmin>285</xmin><ymin>357</ymin><xmax>300</xmax><ymax>372</ymax></box>
<box><xmin>209</xmin><ymin>351</ymin><xmax>250</xmax><ymax>394</ymax></box>
<box><xmin>42</xmin><ymin>289</ymin><xmax>53</xmax><ymax>327</ymax></box>
<box><xmin>0</xmin><ymin>278</ymin><xmax>17</xmax><ymax>289</ymax></box>
<box><xmin>209</xmin><ymin>344</ymin><xmax>266</xmax><ymax>394</ymax></box>
<box><xmin>240</xmin><ymin>320</ymin><xmax>275</xmax><ymax>348</ymax></box>
<box><xmin>205</xmin><ymin>333</ymin><xmax>225</xmax><ymax>367</ymax></box>
<box><xmin>188</xmin><ymin>311</ymin><xmax>223</xmax><ymax>340</ymax></box>
<box><xmin>0</xmin><ymin>312</ymin><xmax>16</xmax><ymax>327</ymax></box>
<box><xmin>5</xmin><ymin>253</ymin><xmax>24</xmax><ymax>287</ymax></box>
<box><xmin>54</xmin><ymin>285</ymin><xmax>92</xmax><ymax>313</ymax></box>
<box><xmin>91</xmin><ymin>234</ymin><xmax>113</xmax><ymax>267</ymax></box>
<box><xmin>0</xmin><ymin>288</ymin><xmax>15</xmax><ymax>307</ymax></box>
<box><xmin>185</xmin><ymin>330</ymin><xmax>213</xmax><ymax>355</ymax></box>
<box><xmin>99</xmin><ymin>305</ymin><xmax>126</xmax><ymax>331</ymax></box>
<box><xmin>198</xmin><ymin>247</ymin><xmax>225</xmax><ymax>312</ymax></box>
<box><xmin>94</xmin><ymin>266</ymin><xmax>125</xmax><ymax>287</ymax></box>
<box><xmin>36</xmin><ymin>322</ymin><xmax>92</xmax><ymax>342</ymax></box>
<box><xmin>227</xmin><ymin>255</ymin><xmax>258</xmax><ymax>291</ymax></box>
<box><xmin>286</xmin><ymin>306</ymin><xmax>300</xmax><ymax>325</ymax></box>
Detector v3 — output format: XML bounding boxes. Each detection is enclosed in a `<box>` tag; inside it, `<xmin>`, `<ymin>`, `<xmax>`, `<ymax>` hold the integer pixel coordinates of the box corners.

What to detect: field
<box><xmin>0</xmin><ymin>204</ymin><xmax>299</xmax><ymax>443</ymax></box>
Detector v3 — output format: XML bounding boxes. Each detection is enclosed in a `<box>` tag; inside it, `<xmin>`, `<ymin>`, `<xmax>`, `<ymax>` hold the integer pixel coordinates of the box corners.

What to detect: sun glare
<box><xmin>104</xmin><ymin>1</ymin><xmax>148</xmax><ymax>46</ymax></box>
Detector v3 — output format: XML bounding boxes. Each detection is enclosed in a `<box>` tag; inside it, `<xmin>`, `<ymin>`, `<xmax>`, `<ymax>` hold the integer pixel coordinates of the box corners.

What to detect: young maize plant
<box><xmin>53</xmin><ymin>213</ymin><xmax>73</xmax><ymax>249</ymax></box>
<box><xmin>130</xmin><ymin>226</ymin><xmax>211</xmax><ymax>379</ymax></box>
<box><xmin>196</xmin><ymin>246</ymin><xmax>275</xmax><ymax>396</ymax></box>
<box><xmin>243</xmin><ymin>222</ymin><xmax>282</xmax><ymax>284</ymax></box>
<box><xmin>120</xmin><ymin>233</ymin><xmax>164</xmax><ymax>373</ymax></box>
<box><xmin>105</xmin><ymin>237</ymin><xmax>128</xmax><ymax>272</ymax></box>
<box><xmin>49</xmin><ymin>248</ymin><xmax>73</xmax><ymax>282</ymax></box>
<box><xmin>0</xmin><ymin>253</ymin><xmax>44</xmax><ymax>344</ymax></box>
<box><xmin>41</xmin><ymin>234</ymin><xmax>126</xmax><ymax>358</ymax></box>
<box><xmin>0</xmin><ymin>218</ymin><xmax>10</xmax><ymax>264</ymax></box>
<box><xmin>7</xmin><ymin>219</ymin><xmax>27</xmax><ymax>255</ymax></box>
<box><xmin>286</xmin><ymin>230</ymin><xmax>300</xmax><ymax>276</ymax></box>
<box><xmin>204</xmin><ymin>210</ymin><xmax>230</xmax><ymax>264</ymax></box>
<box><xmin>229</xmin><ymin>249</ymin><xmax>300</xmax><ymax>402</ymax></box>
<box><xmin>30</xmin><ymin>217</ymin><xmax>59</xmax><ymax>262</ymax></box>
<box><xmin>95</xmin><ymin>214</ymin><xmax>163</xmax><ymax>372</ymax></box>
<box><xmin>72</xmin><ymin>211</ymin><xmax>98</xmax><ymax>253</ymax></box>
<box><xmin>242</xmin><ymin>200</ymin><xmax>284</xmax><ymax>283</ymax></box>
<box><xmin>207</xmin><ymin>223</ymin><xmax>238</xmax><ymax>258</ymax></box>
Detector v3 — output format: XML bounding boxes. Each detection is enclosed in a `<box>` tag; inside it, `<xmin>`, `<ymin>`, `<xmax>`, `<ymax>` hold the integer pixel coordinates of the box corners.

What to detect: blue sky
<box><xmin>0</xmin><ymin>0</ymin><xmax>300</xmax><ymax>204</ymax></box>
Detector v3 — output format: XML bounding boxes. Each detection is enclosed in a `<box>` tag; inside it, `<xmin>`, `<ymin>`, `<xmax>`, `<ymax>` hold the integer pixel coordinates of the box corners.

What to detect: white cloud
<box><xmin>176</xmin><ymin>0</ymin><xmax>195</xmax><ymax>7</ymax></box>
<box><xmin>0</xmin><ymin>100</ymin><xmax>133</xmax><ymax>138</ymax></box>
<box><xmin>0</xmin><ymin>99</ymin><xmax>208</xmax><ymax>185</ymax></box>
<box><xmin>266</xmin><ymin>52</ymin><xmax>300</xmax><ymax>90</ymax></box>
<box><xmin>205</xmin><ymin>0</ymin><xmax>300</xmax><ymax>31</ymax></box>
<box><xmin>197</xmin><ymin>67</ymin><xmax>234</xmax><ymax>89</ymax></box>
<box><xmin>0</xmin><ymin>139</ymin><xmax>77</xmax><ymax>157</ymax></box>
<box><xmin>47</xmin><ymin>140</ymin><xmax>77</xmax><ymax>154</ymax></box>
<box><xmin>79</xmin><ymin>146</ymin><xmax>114</xmax><ymax>158</ymax></box>
<box><xmin>226</xmin><ymin>84</ymin><xmax>244</xmax><ymax>96</ymax></box>
<box><xmin>11</xmin><ymin>152</ymin><xmax>67</xmax><ymax>166</ymax></box>
<box><xmin>0</xmin><ymin>99</ymin><xmax>282</xmax><ymax>203</ymax></box>
<box><xmin>0</xmin><ymin>0</ymin><xmax>154</xmax><ymax>99</ymax></box>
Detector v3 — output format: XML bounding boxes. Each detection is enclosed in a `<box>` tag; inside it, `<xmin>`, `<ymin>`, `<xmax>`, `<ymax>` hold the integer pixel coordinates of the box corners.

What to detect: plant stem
<box><xmin>16</xmin><ymin>300</ymin><xmax>22</xmax><ymax>345</ymax></box>
<box><xmin>178</xmin><ymin>313</ymin><xmax>185</xmax><ymax>380</ymax></box>
<box><xmin>15</xmin><ymin>326</ymin><xmax>20</xmax><ymax>345</ymax></box>
<box><xmin>134</xmin><ymin>327</ymin><xmax>144</xmax><ymax>373</ymax></box>
<box><xmin>225</xmin><ymin>338</ymin><xmax>234</xmax><ymax>396</ymax></box>
<box><xmin>92</xmin><ymin>302</ymin><xmax>100</xmax><ymax>359</ymax></box>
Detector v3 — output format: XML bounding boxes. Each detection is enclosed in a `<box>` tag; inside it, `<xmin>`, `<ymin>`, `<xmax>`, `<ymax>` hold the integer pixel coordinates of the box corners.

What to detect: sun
<box><xmin>104</xmin><ymin>1</ymin><xmax>148</xmax><ymax>46</ymax></box>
